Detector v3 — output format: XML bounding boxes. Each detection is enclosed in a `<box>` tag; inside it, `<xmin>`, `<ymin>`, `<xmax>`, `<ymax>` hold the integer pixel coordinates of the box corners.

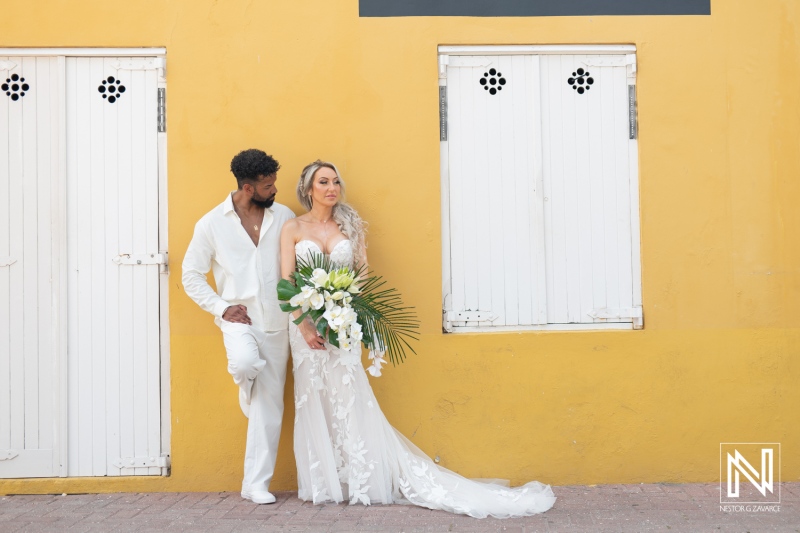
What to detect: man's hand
<box><xmin>223</xmin><ymin>304</ymin><xmax>252</xmax><ymax>325</ymax></box>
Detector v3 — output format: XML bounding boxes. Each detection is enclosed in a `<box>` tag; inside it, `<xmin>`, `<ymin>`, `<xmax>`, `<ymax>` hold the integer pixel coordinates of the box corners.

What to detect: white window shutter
<box><xmin>442</xmin><ymin>47</ymin><xmax>642</xmax><ymax>331</ymax></box>
<box><xmin>444</xmin><ymin>55</ymin><xmax>548</xmax><ymax>330</ymax></box>
<box><xmin>540</xmin><ymin>53</ymin><xmax>639</xmax><ymax>325</ymax></box>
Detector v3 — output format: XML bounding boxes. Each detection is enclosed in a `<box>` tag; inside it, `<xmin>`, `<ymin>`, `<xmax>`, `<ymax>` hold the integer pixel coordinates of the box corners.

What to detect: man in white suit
<box><xmin>182</xmin><ymin>149</ymin><xmax>295</xmax><ymax>504</ymax></box>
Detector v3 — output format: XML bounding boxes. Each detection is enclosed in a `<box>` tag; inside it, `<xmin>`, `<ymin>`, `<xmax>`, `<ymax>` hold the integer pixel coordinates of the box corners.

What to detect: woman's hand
<box><xmin>300</xmin><ymin>318</ymin><xmax>326</xmax><ymax>350</ymax></box>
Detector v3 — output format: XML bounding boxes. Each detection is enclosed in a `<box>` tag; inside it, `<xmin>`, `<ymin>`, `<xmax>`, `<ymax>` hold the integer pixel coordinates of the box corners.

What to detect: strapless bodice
<box><xmin>294</xmin><ymin>239</ymin><xmax>354</xmax><ymax>267</ymax></box>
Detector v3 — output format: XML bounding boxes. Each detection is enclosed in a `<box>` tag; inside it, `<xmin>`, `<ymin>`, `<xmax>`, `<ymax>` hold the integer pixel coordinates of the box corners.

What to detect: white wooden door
<box><xmin>0</xmin><ymin>56</ymin><xmax>63</xmax><ymax>477</ymax></box>
<box><xmin>442</xmin><ymin>48</ymin><xmax>642</xmax><ymax>331</ymax></box>
<box><xmin>65</xmin><ymin>57</ymin><xmax>166</xmax><ymax>476</ymax></box>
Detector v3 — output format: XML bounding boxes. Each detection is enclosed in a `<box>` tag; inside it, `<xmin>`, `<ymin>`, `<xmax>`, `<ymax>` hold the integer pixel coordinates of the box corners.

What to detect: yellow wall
<box><xmin>1</xmin><ymin>0</ymin><xmax>798</xmax><ymax>494</ymax></box>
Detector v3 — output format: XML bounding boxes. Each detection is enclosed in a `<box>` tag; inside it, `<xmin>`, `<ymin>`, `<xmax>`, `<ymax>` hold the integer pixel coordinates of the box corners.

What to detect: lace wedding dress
<box><xmin>288</xmin><ymin>239</ymin><xmax>556</xmax><ymax>518</ymax></box>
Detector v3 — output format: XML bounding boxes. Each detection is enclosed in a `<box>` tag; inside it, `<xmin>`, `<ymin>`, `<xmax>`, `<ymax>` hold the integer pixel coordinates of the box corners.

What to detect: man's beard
<box><xmin>251</xmin><ymin>194</ymin><xmax>275</xmax><ymax>209</ymax></box>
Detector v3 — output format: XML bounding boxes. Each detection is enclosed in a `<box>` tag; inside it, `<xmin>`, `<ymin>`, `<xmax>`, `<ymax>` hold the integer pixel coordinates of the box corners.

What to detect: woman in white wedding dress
<box><xmin>279</xmin><ymin>160</ymin><xmax>556</xmax><ymax>518</ymax></box>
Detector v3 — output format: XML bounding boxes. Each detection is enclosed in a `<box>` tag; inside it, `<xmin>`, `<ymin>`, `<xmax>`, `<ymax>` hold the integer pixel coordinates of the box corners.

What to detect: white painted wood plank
<box><xmin>76</xmin><ymin>57</ymin><xmax>96</xmax><ymax>475</ymax></box>
<box><xmin>22</xmin><ymin>56</ymin><xmax>41</xmax><ymax>450</ymax></box>
<box><xmin>87</xmin><ymin>57</ymin><xmax>108</xmax><ymax>476</ymax></box>
<box><xmin>439</xmin><ymin>45</ymin><xmax>636</xmax><ymax>56</ymax></box>
<box><xmin>460</xmin><ymin>62</ymin><xmax>479</xmax><ymax>316</ymax></box>
<box><xmin>472</xmin><ymin>64</ymin><xmax>492</xmax><ymax>323</ymax></box>
<box><xmin>144</xmin><ymin>66</ymin><xmax>161</xmax><ymax>468</ymax></box>
<box><xmin>451</xmin><ymin>321</ymin><xmax>633</xmax><ymax>333</ymax></box>
<box><xmin>485</xmin><ymin>60</ymin><xmax>507</xmax><ymax>327</ymax></box>
<box><xmin>529</xmin><ymin>55</ymin><xmax>549</xmax><ymax>325</ymax></box>
<box><xmin>130</xmin><ymin>67</ymin><xmax>150</xmax><ymax>463</ymax></box>
<box><xmin>599</xmin><ymin>59</ymin><xmax>621</xmax><ymax>315</ymax></box>
<box><xmin>469</xmin><ymin>62</ymin><xmax>490</xmax><ymax>328</ymax></box>
<box><xmin>0</xmin><ymin>57</ymin><xmax>12</xmax><ymax>455</ymax></box>
<box><xmin>0</xmin><ymin>48</ymin><xmax>167</xmax><ymax>57</ymax></box>
<box><xmin>35</xmin><ymin>57</ymin><xmax>54</xmax><ymax>452</ymax></box>
<box><xmin>466</xmin><ymin>57</ymin><xmax>494</xmax><ymax>327</ymax></box>
<box><xmin>440</xmin><ymin>82</ymin><xmax>452</xmax><ymax>324</ymax></box>
<box><xmin>561</xmin><ymin>55</ymin><xmax>582</xmax><ymax>323</ymax></box>
<box><xmin>573</xmin><ymin>55</ymin><xmax>596</xmax><ymax>324</ymax></box>
<box><xmin>116</xmin><ymin>64</ymin><xmax>136</xmax><ymax>477</ymax></box>
<box><xmin>543</xmin><ymin>55</ymin><xmax>569</xmax><ymax>323</ymax></box>
<box><xmin>540</xmin><ymin>55</ymin><xmax>555</xmax><ymax>323</ymax></box>
<box><xmin>586</xmin><ymin>57</ymin><xmax>609</xmax><ymax>320</ymax></box>
<box><xmin>65</xmin><ymin>56</ymin><xmax>81</xmax><ymax>475</ymax></box>
<box><xmin>102</xmin><ymin>57</ymin><xmax>121</xmax><ymax>476</ymax></box>
<box><xmin>154</xmin><ymin>78</ymin><xmax>168</xmax><ymax>466</ymax></box>
<box><xmin>613</xmin><ymin>65</ymin><xmax>634</xmax><ymax>312</ymax></box>
<box><xmin>497</xmin><ymin>56</ymin><xmax>520</xmax><ymax>326</ymax></box>
<box><xmin>8</xmin><ymin>58</ymin><xmax>26</xmax><ymax>455</ymax></box>
<box><xmin>627</xmin><ymin>81</ymin><xmax>643</xmax><ymax>312</ymax></box>
<box><xmin>510</xmin><ymin>54</ymin><xmax>533</xmax><ymax>327</ymax></box>
<box><xmin>52</xmin><ymin>55</ymin><xmax>67</xmax><ymax>476</ymax></box>
<box><xmin>446</xmin><ymin>64</ymin><xmax>466</xmax><ymax>318</ymax></box>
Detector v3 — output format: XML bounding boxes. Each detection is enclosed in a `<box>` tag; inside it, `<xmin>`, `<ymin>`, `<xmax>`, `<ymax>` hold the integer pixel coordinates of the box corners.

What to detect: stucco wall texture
<box><xmin>0</xmin><ymin>0</ymin><xmax>797</xmax><ymax>494</ymax></box>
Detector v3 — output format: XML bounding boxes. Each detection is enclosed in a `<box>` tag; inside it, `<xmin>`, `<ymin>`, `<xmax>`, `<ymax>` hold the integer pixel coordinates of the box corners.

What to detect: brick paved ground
<box><xmin>0</xmin><ymin>483</ymin><xmax>797</xmax><ymax>532</ymax></box>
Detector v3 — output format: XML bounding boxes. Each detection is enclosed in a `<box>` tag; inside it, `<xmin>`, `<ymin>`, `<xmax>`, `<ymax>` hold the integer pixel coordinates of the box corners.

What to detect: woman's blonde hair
<box><xmin>297</xmin><ymin>160</ymin><xmax>367</xmax><ymax>264</ymax></box>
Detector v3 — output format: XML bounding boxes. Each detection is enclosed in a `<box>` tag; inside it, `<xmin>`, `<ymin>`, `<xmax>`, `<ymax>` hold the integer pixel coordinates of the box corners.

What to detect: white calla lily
<box><xmin>311</xmin><ymin>268</ymin><xmax>329</xmax><ymax>288</ymax></box>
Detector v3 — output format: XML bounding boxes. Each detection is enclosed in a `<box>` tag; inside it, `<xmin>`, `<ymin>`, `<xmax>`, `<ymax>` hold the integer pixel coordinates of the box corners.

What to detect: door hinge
<box><xmin>443</xmin><ymin>310</ymin><xmax>497</xmax><ymax>331</ymax></box>
<box><xmin>113</xmin><ymin>455</ymin><xmax>170</xmax><ymax>469</ymax></box>
<box><xmin>439</xmin><ymin>86</ymin><xmax>448</xmax><ymax>141</ymax></box>
<box><xmin>0</xmin><ymin>450</ymin><xmax>19</xmax><ymax>461</ymax></box>
<box><xmin>158</xmin><ymin>88</ymin><xmax>166</xmax><ymax>132</ymax></box>
<box><xmin>628</xmin><ymin>85</ymin><xmax>637</xmax><ymax>140</ymax></box>
<box><xmin>113</xmin><ymin>252</ymin><xmax>168</xmax><ymax>266</ymax></box>
<box><xmin>589</xmin><ymin>306</ymin><xmax>643</xmax><ymax>328</ymax></box>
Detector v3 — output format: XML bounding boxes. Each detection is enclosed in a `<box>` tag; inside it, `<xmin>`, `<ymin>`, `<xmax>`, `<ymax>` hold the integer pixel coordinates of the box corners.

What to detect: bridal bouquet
<box><xmin>277</xmin><ymin>253</ymin><xmax>418</xmax><ymax>376</ymax></box>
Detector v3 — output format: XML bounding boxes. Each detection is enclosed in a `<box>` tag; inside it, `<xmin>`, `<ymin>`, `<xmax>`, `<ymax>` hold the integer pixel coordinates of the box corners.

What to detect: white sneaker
<box><xmin>239</xmin><ymin>388</ymin><xmax>250</xmax><ymax>419</ymax></box>
<box><xmin>241</xmin><ymin>490</ymin><xmax>276</xmax><ymax>504</ymax></box>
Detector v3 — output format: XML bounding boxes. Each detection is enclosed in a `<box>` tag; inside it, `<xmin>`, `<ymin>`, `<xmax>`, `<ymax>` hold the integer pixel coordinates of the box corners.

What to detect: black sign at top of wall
<box><xmin>359</xmin><ymin>0</ymin><xmax>710</xmax><ymax>17</ymax></box>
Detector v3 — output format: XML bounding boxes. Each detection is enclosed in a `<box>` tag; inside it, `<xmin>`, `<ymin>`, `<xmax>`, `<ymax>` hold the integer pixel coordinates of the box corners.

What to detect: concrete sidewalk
<box><xmin>0</xmin><ymin>483</ymin><xmax>797</xmax><ymax>532</ymax></box>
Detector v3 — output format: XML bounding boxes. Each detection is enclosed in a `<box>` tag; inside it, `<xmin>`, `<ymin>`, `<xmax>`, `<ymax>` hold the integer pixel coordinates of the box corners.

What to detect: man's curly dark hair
<box><xmin>230</xmin><ymin>149</ymin><xmax>281</xmax><ymax>189</ymax></box>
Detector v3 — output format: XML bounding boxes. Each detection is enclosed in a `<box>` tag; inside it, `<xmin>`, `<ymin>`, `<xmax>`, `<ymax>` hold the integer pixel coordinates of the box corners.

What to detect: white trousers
<box><xmin>220</xmin><ymin>321</ymin><xmax>289</xmax><ymax>493</ymax></box>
